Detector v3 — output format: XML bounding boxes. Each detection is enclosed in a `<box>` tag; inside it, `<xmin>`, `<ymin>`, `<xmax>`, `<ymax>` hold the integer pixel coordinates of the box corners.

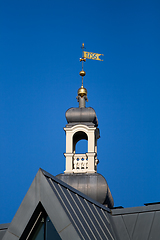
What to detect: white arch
<box><xmin>73</xmin><ymin>131</ymin><xmax>88</xmax><ymax>153</ymax></box>
<box><xmin>64</xmin><ymin>124</ymin><xmax>97</xmax><ymax>173</ymax></box>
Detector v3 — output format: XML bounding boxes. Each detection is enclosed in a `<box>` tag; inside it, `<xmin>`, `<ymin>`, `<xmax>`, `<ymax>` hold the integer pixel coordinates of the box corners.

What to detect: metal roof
<box><xmin>2</xmin><ymin>169</ymin><xmax>119</xmax><ymax>240</ymax></box>
<box><xmin>2</xmin><ymin>168</ymin><xmax>160</xmax><ymax>240</ymax></box>
<box><xmin>56</xmin><ymin>172</ymin><xmax>114</xmax><ymax>208</ymax></box>
<box><xmin>112</xmin><ymin>204</ymin><xmax>160</xmax><ymax>240</ymax></box>
<box><xmin>42</xmin><ymin>169</ymin><xmax>118</xmax><ymax>240</ymax></box>
<box><xmin>0</xmin><ymin>224</ymin><xmax>9</xmax><ymax>240</ymax></box>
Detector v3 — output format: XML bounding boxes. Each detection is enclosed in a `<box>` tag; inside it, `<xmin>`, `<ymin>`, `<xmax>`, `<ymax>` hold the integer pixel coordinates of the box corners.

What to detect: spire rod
<box><xmin>77</xmin><ymin>43</ymin><xmax>88</xmax><ymax>107</ymax></box>
<box><xmin>79</xmin><ymin>43</ymin><xmax>86</xmax><ymax>86</ymax></box>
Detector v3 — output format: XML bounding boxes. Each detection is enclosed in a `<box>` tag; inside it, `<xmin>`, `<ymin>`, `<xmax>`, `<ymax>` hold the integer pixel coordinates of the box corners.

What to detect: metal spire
<box><xmin>77</xmin><ymin>43</ymin><xmax>88</xmax><ymax>107</ymax></box>
<box><xmin>79</xmin><ymin>43</ymin><xmax>86</xmax><ymax>87</ymax></box>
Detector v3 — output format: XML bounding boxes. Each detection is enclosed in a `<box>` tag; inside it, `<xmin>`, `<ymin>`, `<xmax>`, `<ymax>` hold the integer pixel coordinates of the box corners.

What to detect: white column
<box><xmin>66</xmin><ymin>131</ymin><xmax>73</xmax><ymax>153</ymax></box>
<box><xmin>64</xmin><ymin>153</ymin><xmax>74</xmax><ymax>173</ymax></box>
<box><xmin>87</xmin><ymin>152</ymin><xmax>96</xmax><ymax>173</ymax></box>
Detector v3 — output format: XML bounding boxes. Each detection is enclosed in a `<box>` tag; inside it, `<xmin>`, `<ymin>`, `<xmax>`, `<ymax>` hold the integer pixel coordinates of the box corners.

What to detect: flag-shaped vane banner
<box><xmin>83</xmin><ymin>51</ymin><xmax>104</xmax><ymax>61</ymax></box>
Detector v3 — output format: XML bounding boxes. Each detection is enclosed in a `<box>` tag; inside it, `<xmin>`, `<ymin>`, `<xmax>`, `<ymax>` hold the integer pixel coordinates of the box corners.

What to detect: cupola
<box><xmin>56</xmin><ymin>44</ymin><xmax>114</xmax><ymax>208</ymax></box>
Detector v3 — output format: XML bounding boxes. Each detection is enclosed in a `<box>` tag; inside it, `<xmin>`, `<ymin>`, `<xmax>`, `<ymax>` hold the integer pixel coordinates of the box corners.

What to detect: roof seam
<box><xmin>58</xmin><ymin>184</ymin><xmax>92</xmax><ymax>240</ymax></box>
<box><xmin>131</xmin><ymin>213</ymin><xmax>139</xmax><ymax>239</ymax></box>
<box><xmin>58</xmin><ymin>222</ymin><xmax>72</xmax><ymax>234</ymax></box>
<box><xmin>121</xmin><ymin>215</ymin><xmax>131</xmax><ymax>240</ymax></box>
<box><xmin>76</xmin><ymin>195</ymin><xmax>103</xmax><ymax>239</ymax></box>
<box><xmin>67</xmin><ymin>189</ymin><xmax>96</xmax><ymax>239</ymax></box>
<box><xmin>48</xmin><ymin>179</ymin><xmax>83</xmax><ymax>239</ymax></box>
<box><xmin>100</xmin><ymin>210</ymin><xmax>115</xmax><ymax>240</ymax></box>
<box><xmin>92</xmin><ymin>205</ymin><xmax>112</xmax><ymax>240</ymax></box>
<box><xmin>83</xmin><ymin>199</ymin><xmax>109</xmax><ymax>239</ymax></box>
<box><xmin>74</xmin><ymin>194</ymin><xmax>103</xmax><ymax>239</ymax></box>
<box><xmin>147</xmin><ymin>211</ymin><xmax>156</xmax><ymax>240</ymax></box>
<box><xmin>100</xmin><ymin>208</ymin><xmax>110</xmax><ymax>224</ymax></box>
<box><xmin>7</xmin><ymin>230</ymin><xmax>19</xmax><ymax>238</ymax></box>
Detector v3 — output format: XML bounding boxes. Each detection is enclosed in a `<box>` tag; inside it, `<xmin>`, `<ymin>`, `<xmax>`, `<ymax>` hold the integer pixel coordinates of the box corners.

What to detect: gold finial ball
<box><xmin>78</xmin><ymin>85</ymin><xmax>87</xmax><ymax>97</ymax></box>
<box><xmin>82</xmin><ymin>43</ymin><xmax>84</xmax><ymax>47</ymax></box>
<box><xmin>79</xmin><ymin>70</ymin><xmax>86</xmax><ymax>77</ymax></box>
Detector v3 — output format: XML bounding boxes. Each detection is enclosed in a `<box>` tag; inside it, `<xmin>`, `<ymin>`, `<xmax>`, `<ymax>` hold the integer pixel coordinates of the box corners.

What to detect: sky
<box><xmin>0</xmin><ymin>0</ymin><xmax>160</xmax><ymax>224</ymax></box>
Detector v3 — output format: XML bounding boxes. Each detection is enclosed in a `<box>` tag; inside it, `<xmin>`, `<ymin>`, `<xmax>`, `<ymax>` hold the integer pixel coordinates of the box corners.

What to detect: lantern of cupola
<box><xmin>64</xmin><ymin>91</ymin><xmax>100</xmax><ymax>174</ymax></box>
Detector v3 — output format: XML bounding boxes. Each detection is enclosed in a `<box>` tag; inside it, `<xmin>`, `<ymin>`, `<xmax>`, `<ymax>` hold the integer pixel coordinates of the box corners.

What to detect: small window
<box><xmin>45</xmin><ymin>216</ymin><xmax>61</xmax><ymax>240</ymax></box>
<box><xmin>28</xmin><ymin>215</ymin><xmax>61</xmax><ymax>240</ymax></box>
<box><xmin>21</xmin><ymin>204</ymin><xmax>62</xmax><ymax>240</ymax></box>
<box><xmin>32</xmin><ymin>217</ymin><xmax>44</xmax><ymax>240</ymax></box>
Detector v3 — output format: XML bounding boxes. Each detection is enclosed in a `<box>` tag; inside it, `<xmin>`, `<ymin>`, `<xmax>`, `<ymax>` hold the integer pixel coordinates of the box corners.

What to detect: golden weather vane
<box><xmin>79</xmin><ymin>43</ymin><xmax>104</xmax><ymax>87</ymax></box>
<box><xmin>83</xmin><ymin>50</ymin><xmax>104</xmax><ymax>61</ymax></box>
<box><xmin>78</xmin><ymin>43</ymin><xmax>104</xmax><ymax>99</ymax></box>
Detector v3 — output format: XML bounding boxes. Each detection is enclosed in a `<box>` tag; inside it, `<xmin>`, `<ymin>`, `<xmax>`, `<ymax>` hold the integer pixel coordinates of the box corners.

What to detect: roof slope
<box><xmin>2</xmin><ymin>169</ymin><xmax>119</xmax><ymax>240</ymax></box>
<box><xmin>112</xmin><ymin>204</ymin><xmax>160</xmax><ymax>240</ymax></box>
<box><xmin>0</xmin><ymin>224</ymin><xmax>9</xmax><ymax>240</ymax></box>
<box><xmin>44</xmin><ymin>170</ymin><xmax>118</xmax><ymax>240</ymax></box>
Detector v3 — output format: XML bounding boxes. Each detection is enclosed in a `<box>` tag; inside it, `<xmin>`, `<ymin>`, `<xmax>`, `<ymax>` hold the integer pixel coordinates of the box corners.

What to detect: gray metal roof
<box><xmin>3</xmin><ymin>168</ymin><xmax>160</xmax><ymax>240</ymax></box>
<box><xmin>56</xmin><ymin>172</ymin><xmax>114</xmax><ymax>208</ymax></box>
<box><xmin>0</xmin><ymin>224</ymin><xmax>9</xmax><ymax>240</ymax></box>
<box><xmin>2</xmin><ymin>169</ymin><xmax>119</xmax><ymax>240</ymax></box>
<box><xmin>112</xmin><ymin>204</ymin><xmax>160</xmax><ymax>240</ymax></box>
<box><xmin>43</xmin><ymin>169</ymin><xmax>118</xmax><ymax>240</ymax></box>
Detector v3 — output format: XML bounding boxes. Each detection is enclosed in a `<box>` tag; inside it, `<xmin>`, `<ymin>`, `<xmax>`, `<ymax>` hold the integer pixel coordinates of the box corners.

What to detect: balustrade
<box><xmin>73</xmin><ymin>154</ymin><xmax>88</xmax><ymax>172</ymax></box>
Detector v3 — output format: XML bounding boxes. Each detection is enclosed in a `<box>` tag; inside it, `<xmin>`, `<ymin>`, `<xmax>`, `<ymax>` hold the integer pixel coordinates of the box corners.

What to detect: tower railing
<box><xmin>73</xmin><ymin>154</ymin><xmax>88</xmax><ymax>172</ymax></box>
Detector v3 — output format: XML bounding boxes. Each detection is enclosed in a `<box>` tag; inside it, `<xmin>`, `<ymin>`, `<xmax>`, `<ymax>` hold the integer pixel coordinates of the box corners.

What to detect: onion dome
<box><xmin>65</xmin><ymin>107</ymin><xmax>98</xmax><ymax>127</ymax></box>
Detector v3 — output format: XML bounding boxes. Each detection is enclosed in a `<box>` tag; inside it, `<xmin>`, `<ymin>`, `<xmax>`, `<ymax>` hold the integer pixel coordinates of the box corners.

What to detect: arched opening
<box><xmin>76</xmin><ymin>139</ymin><xmax>88</xmax><ymax>154</ymax></box>
<box><xmin>73</xmin><ymin>131</ymin><xmax>88</xmax><ymax>154</ymax></box>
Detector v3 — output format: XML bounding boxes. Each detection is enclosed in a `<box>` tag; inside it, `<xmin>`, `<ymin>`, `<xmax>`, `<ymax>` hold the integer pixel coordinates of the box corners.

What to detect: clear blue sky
<box><xmin>0</xmin><ymin>0</ymin><xmax>160</xmax><ymax>224</ymax></box>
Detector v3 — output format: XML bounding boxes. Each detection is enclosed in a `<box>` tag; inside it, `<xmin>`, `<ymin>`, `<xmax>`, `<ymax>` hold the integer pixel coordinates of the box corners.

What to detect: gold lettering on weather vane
<box><xmin>83</xmin><ymin>51</ymin><xmax>104</xmax><ymax>61</ymax></box>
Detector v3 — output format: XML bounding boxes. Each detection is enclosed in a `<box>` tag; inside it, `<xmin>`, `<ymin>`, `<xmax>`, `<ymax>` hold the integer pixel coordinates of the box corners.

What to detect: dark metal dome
<box><xmin>56</xmin><ymin>173</ymin><xmax>114</xmax><ymax>208</ymax></box>
<box><xmin>65</xmin><ymin>107</ymin><xmax>98</xmax><ymax>126</ymax></box>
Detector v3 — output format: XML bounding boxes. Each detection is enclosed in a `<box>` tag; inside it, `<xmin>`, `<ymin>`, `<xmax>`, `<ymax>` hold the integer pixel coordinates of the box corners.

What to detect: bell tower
<box><xmin>64</xmin><ymin>85</ymin><xmax>100</xmax><ymax>174</ymax></box>
<box><xmin>56</xmin><ymin>44</ymin><xmax>114</xmax><ymax>208</ymax></box>
<box><xmin>64</xmin><ymin>44</ymin><xmax>100</xmax><ymax>174</ymax></box>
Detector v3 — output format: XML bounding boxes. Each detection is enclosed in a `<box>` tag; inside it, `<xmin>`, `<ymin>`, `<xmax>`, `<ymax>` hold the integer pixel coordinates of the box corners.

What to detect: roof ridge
<box><xmin>112</xmin><ymin>204</ymin><xmax>160</xmax><ymax>216</ymax></box>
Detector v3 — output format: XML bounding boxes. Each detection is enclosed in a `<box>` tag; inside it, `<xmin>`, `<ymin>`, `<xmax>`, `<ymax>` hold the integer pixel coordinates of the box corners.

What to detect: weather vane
<box><xmin>79</xmin><ymin>43</ymin><xmax>104</xmax><ymax>87</ymax></box>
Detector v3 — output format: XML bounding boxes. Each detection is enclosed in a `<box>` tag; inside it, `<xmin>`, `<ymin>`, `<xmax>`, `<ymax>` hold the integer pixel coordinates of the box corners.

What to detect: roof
<box><xmin>3</xmin><ymin>168</ymin><xmax>160</xmax><ymax>240</ymax></box>
<box><xmin>2</xmin><ymin>168</ymin><xmax>119</xmax><ymax>240</ymax></box>
<box><xmin>112</xmin><ymin>203</ymin><xmax>160</xmax><ymax>240</ymax></box>
<box><xmin>0</xmin><ymin>224</ymin><xmax>9</xmax><ymax>240</ymax></box>
<box><xmin>56</xmin><ymin>172</ymin><xmax>114</xmax><ymax>208</ymax></box>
